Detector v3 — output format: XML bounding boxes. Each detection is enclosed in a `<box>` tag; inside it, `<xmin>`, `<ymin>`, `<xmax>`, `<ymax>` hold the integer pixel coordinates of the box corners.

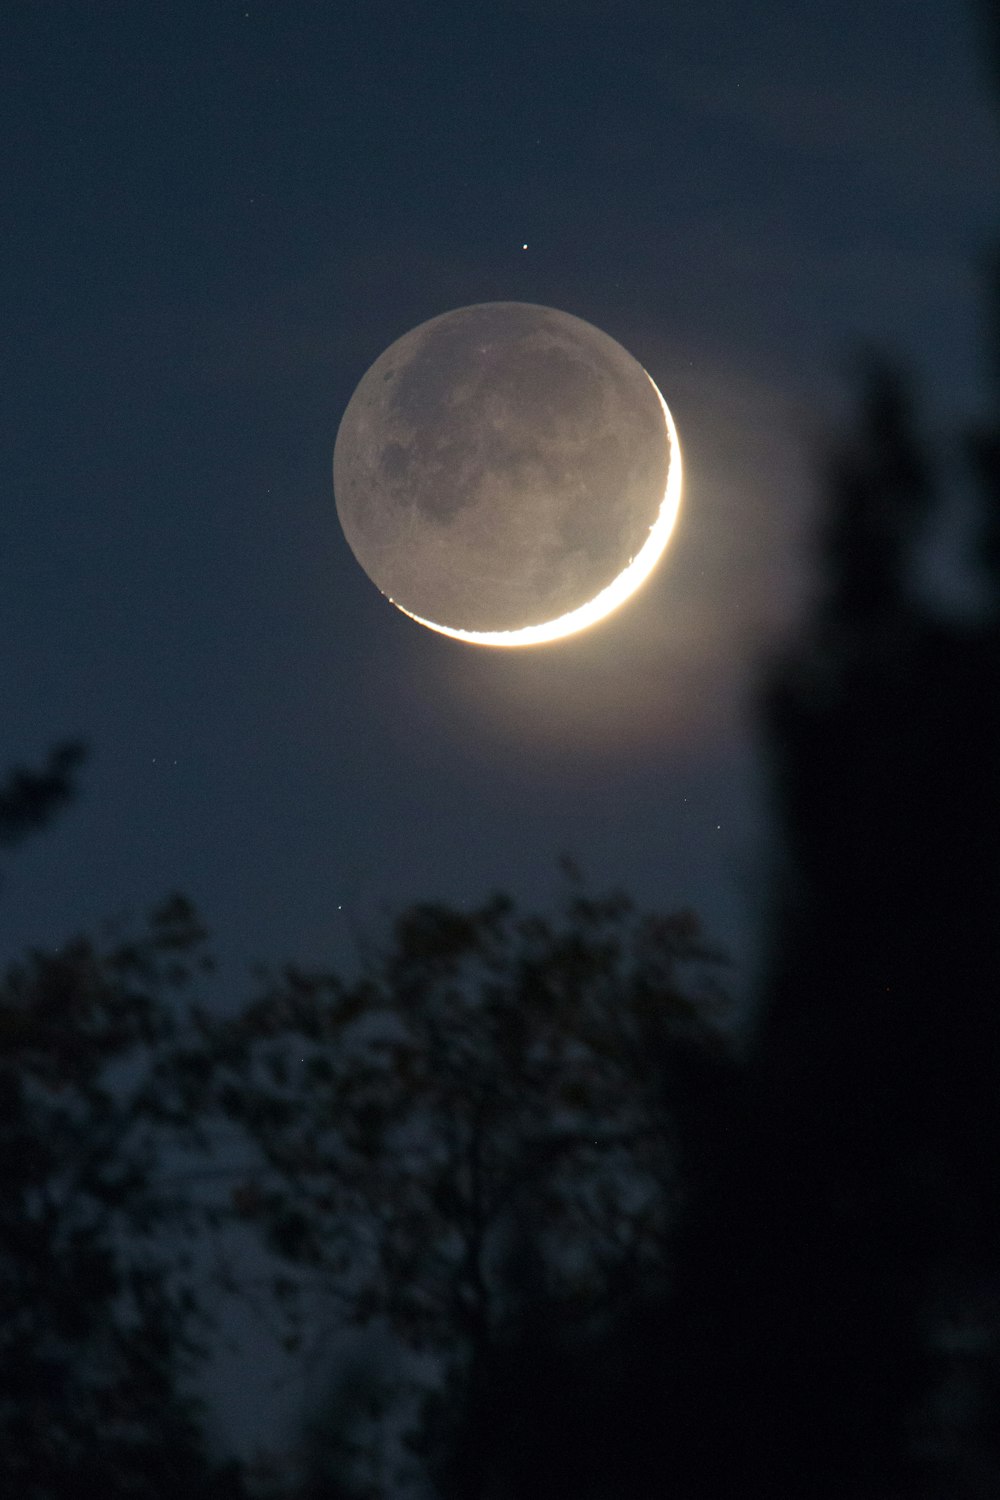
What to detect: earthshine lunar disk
<box><xmin>333</xmin><ymin>302</ymin><xmax>682</xmax><ymax>646</ymax></box>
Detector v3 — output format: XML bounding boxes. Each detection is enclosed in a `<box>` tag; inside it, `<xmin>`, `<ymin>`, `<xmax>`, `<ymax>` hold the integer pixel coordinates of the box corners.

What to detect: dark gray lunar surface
<box><xmin>333</xmin><ymin>302</ymin><xmax>670</xmax><ymax>634</ymax></box>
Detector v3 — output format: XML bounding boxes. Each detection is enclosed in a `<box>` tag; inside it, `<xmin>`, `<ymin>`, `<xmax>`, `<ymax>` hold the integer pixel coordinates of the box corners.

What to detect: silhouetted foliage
<box><xmin>0</xmin><ymin>776</ymin><xmax>244</xmax><ymax>1500</ymax></box>
<box><xmin>651</xmin><ymin>352</ymin><xmax>1000</xmax><ymax>1498</ymax></box>
<box><xmin>195</xmin><ymin>871</ymin><xmax>732</xmax><ymax>1495</ymax></box>
<box><xmin>292</xmin><ymin>1346</ymin><xmax>400</xmax><ymax>1500</ymax></box>
<box><xmin>0</xmin><ymin>741</ymin><xmax>85</xmax><ymax>851</ymax></box>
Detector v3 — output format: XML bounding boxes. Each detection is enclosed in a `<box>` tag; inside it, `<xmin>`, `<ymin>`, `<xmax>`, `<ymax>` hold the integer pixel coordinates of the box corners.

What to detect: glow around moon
<box><xmin>333</xmin><ymin>302</ymin><xmax>682</xmax><ymax>647</ymax></box>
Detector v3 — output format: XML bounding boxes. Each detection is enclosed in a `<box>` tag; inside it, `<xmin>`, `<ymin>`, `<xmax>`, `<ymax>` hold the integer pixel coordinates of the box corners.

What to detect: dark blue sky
<box><xmin>3</xmin><ymin>0</ymin><xmax>998</xmax><ymax>1463</ymax></box>
<box><xmin>3</xmin><ymin>2</ymin><xmax>995</xmax><ymax>996</ymax></box>
<box><xmin>3</xmin><ymin>1</ymin><xmax>996</xmax><ymax>987</ymax></box>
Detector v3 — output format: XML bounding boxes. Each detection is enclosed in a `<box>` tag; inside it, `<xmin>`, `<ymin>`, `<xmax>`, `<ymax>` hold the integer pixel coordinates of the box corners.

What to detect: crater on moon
<box><xmin>333</xmin><ymin>302</ymin><xmax>676</xmax><ymax>639</ymax></box>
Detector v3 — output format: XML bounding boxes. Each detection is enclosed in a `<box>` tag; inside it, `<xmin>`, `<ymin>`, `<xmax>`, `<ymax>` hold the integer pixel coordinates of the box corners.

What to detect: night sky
<box><xmin>3</xmin><ymin>0</ymin><xmax>998</xmax><ymax>1452</ymax></box>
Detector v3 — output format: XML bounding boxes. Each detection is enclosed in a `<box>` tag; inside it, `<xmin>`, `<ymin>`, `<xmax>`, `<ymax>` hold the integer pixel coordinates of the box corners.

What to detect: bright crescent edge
<box><xmin>389</xmin><ymin>372</ymin><xmax>682</xmax><ymax>648</ymax></box>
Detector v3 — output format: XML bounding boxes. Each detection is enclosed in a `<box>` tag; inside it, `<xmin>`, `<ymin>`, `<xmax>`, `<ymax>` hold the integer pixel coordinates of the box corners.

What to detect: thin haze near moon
<box><xmin>334</xmin><ymin>303</ymin><xmax>682</xmax><ymax>647</ymax></box>
<box><xmin>399</xmin><ymin>375</ymin><xmax>681</xmax><ymax>647</ymax></box>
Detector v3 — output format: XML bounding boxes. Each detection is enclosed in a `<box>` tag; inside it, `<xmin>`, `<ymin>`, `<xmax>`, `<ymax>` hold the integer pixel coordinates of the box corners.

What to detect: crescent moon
<box><xmin>397</xmin><ymin>374</ymin><xmax>681</xmax><ymax>647</ymax></box>
<box><xmin>334</xmin><ymin>303</ymin><xmax>682</xmax><ymax>647</ymax></box>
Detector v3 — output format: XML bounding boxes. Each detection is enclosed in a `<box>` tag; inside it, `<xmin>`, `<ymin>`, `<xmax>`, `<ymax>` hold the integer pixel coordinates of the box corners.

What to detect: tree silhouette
<box><xmin>198</xmin><ymin>871</ymin><xmax>732</xmax><ymax>1496</ymax></box>
<box><xmin>0</xmin><ymin>742</ymin><xmax>86</xmax><ymax>859</ymax></box>
<box><xmin>649</xmin><ymin>352</ymin><xmax>1000</xmax><ymax>1497</ymax></box>
<box><xmin>0</xmin><ymin>749</ymin><xmax>245</xmax><ymax>1498</ymax></box>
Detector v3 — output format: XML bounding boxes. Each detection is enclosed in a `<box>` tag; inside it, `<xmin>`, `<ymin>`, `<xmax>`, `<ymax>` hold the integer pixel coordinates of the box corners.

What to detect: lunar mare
<box><xmin>333</xmin><ymin>302</ymin><xmax>681</xmax><ymax>645</ymax></box>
